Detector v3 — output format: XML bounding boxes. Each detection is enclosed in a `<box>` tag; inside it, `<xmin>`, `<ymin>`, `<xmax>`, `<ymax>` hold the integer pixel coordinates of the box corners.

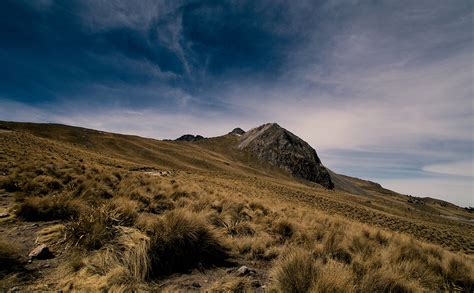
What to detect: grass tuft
<box><xmin>16</xmin><ymin>196</ymin><xmax>82</xmax><ymax>221</ymax></box>
<box><xmin>147</xmin><ymin>210</ymin><xmax>231</xmax><ymax>277</ymax></box>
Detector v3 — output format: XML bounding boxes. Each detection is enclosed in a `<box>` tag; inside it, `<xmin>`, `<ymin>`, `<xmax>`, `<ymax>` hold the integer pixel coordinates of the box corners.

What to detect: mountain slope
<box><xmin>0</xmin><ymin>121</ymin><xmax>473</xmax><ymax>291</ymax></box>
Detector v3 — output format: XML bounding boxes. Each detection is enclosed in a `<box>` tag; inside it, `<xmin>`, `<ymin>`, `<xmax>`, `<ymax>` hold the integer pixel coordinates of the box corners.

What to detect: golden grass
<box><xmin>0</xmin><ymin>123</ymin><xmax>473</xmax><ymax>291</ymax></box>
<box><xmin>15</xmin><ymin>196</ymin><xmax>83</xmax><ymax>221</ymax></box>
<box><xmin>0</xmin><ymin>239</ymin><xmax>22</xmax><ymax>275</ymax></box>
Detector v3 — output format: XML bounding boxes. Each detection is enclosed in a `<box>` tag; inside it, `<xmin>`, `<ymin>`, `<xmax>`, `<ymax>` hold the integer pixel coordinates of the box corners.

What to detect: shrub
<box><xmin>146</xmin><ymin>210</ymin><xmax>231</xmax><ymax>277</ymax></box>
<box><xmin>16</xmin><ymin>196</ymin><xmax>82</xmax><ymax>221</ymax></box>
<box><xmin>274</xmin><ymin>249</ymin><xmax>316</xmax><ymax>293</ymax></box>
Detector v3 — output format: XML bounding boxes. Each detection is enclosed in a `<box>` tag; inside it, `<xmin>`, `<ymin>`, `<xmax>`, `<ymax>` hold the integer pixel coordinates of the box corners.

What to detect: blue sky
<box><xmin>1</xmin><ymin>0</ymin><xmax>473</xmax><ymax>206</ymax></box>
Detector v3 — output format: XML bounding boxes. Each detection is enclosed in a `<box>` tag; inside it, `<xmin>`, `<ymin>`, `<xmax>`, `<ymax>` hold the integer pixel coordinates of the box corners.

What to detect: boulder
<box><xmin>236</xmin><ymin>265</ymin><xmax>256</xmax><ymax>276</ymax></box>
<box><xmin>28</xmin><ymin>244</ymin><xmax>54</xmax><ymax>260</ymax></box>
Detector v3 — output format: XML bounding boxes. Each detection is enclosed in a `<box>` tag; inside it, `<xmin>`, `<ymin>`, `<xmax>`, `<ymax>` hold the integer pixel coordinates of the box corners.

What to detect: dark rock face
<box><xmin>229</xmin><ymin>127</ymin><xmax>245</xmax><ymax>136</ymax></box>
<box><xmin>175</xmin><ymin>134</ymin><xmax>205</xmax><ymax>142</ymax></box>
<box><xmin>238</xmin><ymin>123</ymin><xmax>334</xmax><ymax>189</ymax></box>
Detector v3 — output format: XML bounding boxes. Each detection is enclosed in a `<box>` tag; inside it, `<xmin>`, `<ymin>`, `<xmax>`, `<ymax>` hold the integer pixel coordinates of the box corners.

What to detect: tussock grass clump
<box><xmin>311</xmin><ymin>260</ymin><xmax>355</xmax><ymax>293</ymax></box>
<box><xmin>0</xmin><ymin>239</ymin><xmax>23</xmax><ymax>274</ymax></box>
<box><xmin>274</xmin><ymin>249</ymin><xmax>316</xmax><ymax>293</ymax></box>
<box><xmin>66</xmin><ymin>199</ymin><xmax>139</xmax><ymax>250</ymax></box>
<box><xmin>0</xmin><ymin>175</ymin><xmax>22</xmax><ymax>192</ymax></box>
<box><xmin>24</xmin><ymin>175</ymin><xmax>63</xmax><ymax>195</ymax></box>
<box><xmin>444</xmin><ymin>256</ymin><xmax>474</xmax><ymax>291</ymax></box>
<box><xmin>16</xmin><ymin>196</ymin><xmax>83</xmax><ymax>221</ymax></box>
<box><xmin>273</xmin><ymin>219</ymin><xmax>295</xmax><ymax>240</ymax></box>
<box><xmin>359</xmin><ymin>266</ymin><xmax>418</xmax><ymax>293</ymax></box>
<box><xmin>59</xmin><ymin>227</ymin><xmax>151</xmax><ymax>291</ymax></box>
<box><xmin>146</xmin><ymin>210</ymin><xmax>231</xmax><ymax>277</ymax></box>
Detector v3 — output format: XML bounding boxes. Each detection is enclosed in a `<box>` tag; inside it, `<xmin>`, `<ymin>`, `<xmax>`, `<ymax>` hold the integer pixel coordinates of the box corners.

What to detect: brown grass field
<box><xmin>0</xmin><ymin>121</ymin><xmax>473</xmax><ymax>291</ymax></box>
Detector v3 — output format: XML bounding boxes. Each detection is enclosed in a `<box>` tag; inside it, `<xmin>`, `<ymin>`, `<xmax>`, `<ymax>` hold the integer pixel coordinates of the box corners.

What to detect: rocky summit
<box><xmin>238</xmin><ymin>123</ymin><xmax>334</xmax><ymax>189</ymax></box>
<box><xmin>228</xmin><ymin>127</ymin><xmax>245</xmax><ymax>136</ymax></box>
<box><xmin>175</xmin><ymin>134</ymin><xmax>205</xmax><ymax>142</ymax></box>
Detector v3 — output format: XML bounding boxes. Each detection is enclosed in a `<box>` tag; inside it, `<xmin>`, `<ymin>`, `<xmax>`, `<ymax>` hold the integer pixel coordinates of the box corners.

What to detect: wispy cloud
<box><xmin>0</xmin><ymin>0</ymin><xmax>472</xmax><ymax>205</ymax></box>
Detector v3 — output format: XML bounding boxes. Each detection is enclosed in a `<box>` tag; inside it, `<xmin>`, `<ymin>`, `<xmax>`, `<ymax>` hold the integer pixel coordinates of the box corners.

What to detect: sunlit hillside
<box><xmin>0</xmin><ymin>121</ymin><xmax>473</xmax><ymax>291</ymax></box>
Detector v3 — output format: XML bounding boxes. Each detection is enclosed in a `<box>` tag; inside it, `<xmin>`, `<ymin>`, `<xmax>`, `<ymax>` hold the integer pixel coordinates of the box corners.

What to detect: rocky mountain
<box><xmin>175</xmin><ymin>134</ymin><xmax>205</xmax><ymax>142</ymax></box>
<box><xmin>228</xmin><ymin>127</ymin><xmax>245</xmax><ymax>136</ymax></box>
<box><xmin>238</xmin><ymin>123</ymin><xmax>334</xmax><ymax>189</ymax></box>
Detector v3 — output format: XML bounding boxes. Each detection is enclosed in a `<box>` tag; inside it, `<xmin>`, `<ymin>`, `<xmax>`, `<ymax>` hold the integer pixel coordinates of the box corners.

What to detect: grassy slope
<box><xmin>0</xmin><ymin>121</ymin><xmax>473</xmax><ymax>291</ymax></box>
<box><xmin>2</xmin><ymin>121</ymin><xmax>472</xmax><ymax>252</ymax></box>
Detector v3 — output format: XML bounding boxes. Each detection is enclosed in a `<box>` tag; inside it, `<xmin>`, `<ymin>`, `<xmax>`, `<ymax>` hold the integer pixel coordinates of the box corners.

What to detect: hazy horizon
<box><xmin>1</xmin><ymin>0</ymin><xmax>472</xmax><ymax>206</ymax></box>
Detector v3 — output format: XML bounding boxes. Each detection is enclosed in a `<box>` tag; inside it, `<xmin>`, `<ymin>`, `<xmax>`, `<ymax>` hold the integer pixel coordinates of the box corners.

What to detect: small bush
<box><xmin>16</xmin><ymin>196</ymin><xmax>82</xmax><ymax>221</ymax></box>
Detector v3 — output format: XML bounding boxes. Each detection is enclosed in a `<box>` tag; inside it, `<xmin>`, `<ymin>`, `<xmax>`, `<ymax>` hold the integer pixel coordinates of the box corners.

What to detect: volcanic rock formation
<box><xmin>238</xmin><ymin>123</ymin><xmax>334</xmax><ymax>189</ymax></box>
<box><xmin>175</xmin><ymin>134</ymin><xmax>205</xmax><ymax>142</ymax></box>
<box><xmin>228</xmin><ymin>128</ymin><xmax>245</xmax><ymax>136</ymax></box>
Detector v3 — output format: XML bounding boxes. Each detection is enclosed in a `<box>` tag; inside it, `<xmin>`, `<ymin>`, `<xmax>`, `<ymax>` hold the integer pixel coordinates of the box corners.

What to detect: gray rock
<box><xmin>175</xmin><ymin>134</ymin><xmax>205</xmax><ymax>142</ymax></box>
<box><xmin>191</xmin><ymin>282</ymin><xmax>201</xmax><ymax>288</ymax></box>
<box><xmin>238</xmin><ymin>123</ymin><xmax>334</xmax><ymax>189</ymax></box>
<box><xmin>229</xmin><ymin>128</ymin><xmax>245</xmax><ymax>136</ymax></box>
<box><xmin>236</xmin><ymin>265</ymin><xmax>256</xmax><ymax>276</ymax></box>
<box><xmin>28</xmin><ymin>244</ymin><xmax>54</xmax><ymax>260</ymax></box>
<box><xmin>251</xmin><ymin>280</ymin><xmax>262</xmax><ymax>288</ymax></box>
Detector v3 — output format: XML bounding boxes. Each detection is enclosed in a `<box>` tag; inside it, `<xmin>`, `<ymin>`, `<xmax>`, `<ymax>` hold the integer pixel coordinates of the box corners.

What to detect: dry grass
<box><xmin>0</xmin><ymin>123</ymin><xmax>473</xmax><ymax>291</ymax></box>
<box><xmin>65</xmin><ymin>198</ymin><xmax>139</xmax><ymax>250</ymax></box>
<box><xmin>144</xmin><ymin>210</ymin><xmax>231</xmax><ymax>277</ymax></box>
<box><xmin>15</xmin><ymin>196</ymin><xmax>83</xmax><ymax>221</ymax></box>
<box><xmin>0</xmin><ymin>239</ymin><xmax>22</xmax><ymax>275</ymax></box>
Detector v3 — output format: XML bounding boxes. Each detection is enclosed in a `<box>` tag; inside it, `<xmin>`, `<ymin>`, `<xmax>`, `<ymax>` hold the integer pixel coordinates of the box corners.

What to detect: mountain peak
<box><xmin>238</xmin><ymin>123</ymin><xmax>334</xmax><ymax>189</ymax></box>
<box><xmin>228</xmin><ymin>127</ymin><xmax>245</xmax><ymax>136</ymax></box>
<box><xmin>175</xmin><ymin>134</ymin><xmax>205</xmax><ymax>142</ymax></box>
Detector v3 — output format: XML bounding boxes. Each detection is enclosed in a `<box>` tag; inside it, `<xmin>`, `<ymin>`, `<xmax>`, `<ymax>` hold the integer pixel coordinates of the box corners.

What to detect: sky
<box><xmin>1</xmin><ymin>0</ymin><xmax>473</xmax><ymax>206</ymax></box>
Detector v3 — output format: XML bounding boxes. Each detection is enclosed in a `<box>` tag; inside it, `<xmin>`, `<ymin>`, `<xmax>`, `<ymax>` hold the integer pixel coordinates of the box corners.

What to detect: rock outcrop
<box><xmin>238</xmin><ymin>123</ymin><xmax>334</xmax><ymax>189</ymax></box>
<box><xmin>175</xmin><ymin>134</ymin><xmax>205</xmax><ymax>142</ymax></box>
<box><xmin>228</xmin><ymin>128</ymin><xmax>245</xmax><ymax>136</ymax></box>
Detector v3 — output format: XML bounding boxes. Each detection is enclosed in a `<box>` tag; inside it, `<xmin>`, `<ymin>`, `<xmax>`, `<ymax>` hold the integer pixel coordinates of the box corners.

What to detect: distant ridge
<box><xmin>175</xmin><ymin>134</ymin><xmax>205</xmax><ymax>142</ymax></box>
<box><xmin>238</xmin><ymin>123</ymin><xmax>334</xmax><ymax>189</ymax></box>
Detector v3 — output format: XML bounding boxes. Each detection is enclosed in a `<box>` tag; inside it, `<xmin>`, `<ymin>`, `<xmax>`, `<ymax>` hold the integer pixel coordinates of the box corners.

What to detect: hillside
<box><xmin>0</xmin><ymin>121</ymin><xmax>473</xmax><ymax>291</ymax></box>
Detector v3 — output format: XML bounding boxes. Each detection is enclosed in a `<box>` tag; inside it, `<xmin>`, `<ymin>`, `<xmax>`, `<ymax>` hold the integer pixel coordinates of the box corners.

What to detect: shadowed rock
<box><xmin>228</xmin><ymin>128</ymin><xmax>245</xmax><ymax>136</ymax></box>
<box><xmin>175</xmin><ymin>134</ymin><xmax>205</xmax><ymax>142</ymax></box>
<box><xmin>238</xmin><ymin>123</ymin><xmax>334</xmax><ymax>189</ymax></box>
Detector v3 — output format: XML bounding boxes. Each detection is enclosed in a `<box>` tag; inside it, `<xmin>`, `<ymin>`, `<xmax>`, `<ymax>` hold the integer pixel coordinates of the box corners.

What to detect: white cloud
<box><xmin>423</xmin><ymin>160</ymin><xmax>474</xmax><ymax>177</ymax></box>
